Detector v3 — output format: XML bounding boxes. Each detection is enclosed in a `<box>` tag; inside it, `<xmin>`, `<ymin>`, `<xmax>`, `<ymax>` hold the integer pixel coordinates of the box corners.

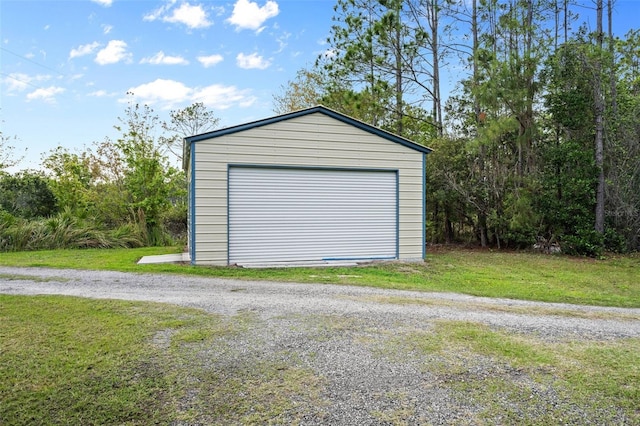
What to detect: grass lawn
<box><xmin>0</xmin><ymin>295</ymin><xmax>320</xmax><ymax>425</ymax></box>
<box><xmin>1</xmin><ymin>295</ymin><xmax>638</xmax><ymax>424</ymax></box>
<box><xmin>1</xmin><ymin>248</ymin><xmax>638</xmax><ymax>423</ymax></box>
<box><xmin>0</xmin><ymin>246</ymin><xmax>638</xmax><ymax>307</ymax></box>
<box><xmin>0</xmin><ymin>295</ymin><xmax>217</xmax><ymax>424</ymax></box>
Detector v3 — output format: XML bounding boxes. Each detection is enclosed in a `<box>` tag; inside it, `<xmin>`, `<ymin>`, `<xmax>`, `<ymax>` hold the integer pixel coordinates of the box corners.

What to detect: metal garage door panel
<box><xmin>228</xmin><ymin>167</ymin><xmax>397</xmax><ymax>264</ymax></box>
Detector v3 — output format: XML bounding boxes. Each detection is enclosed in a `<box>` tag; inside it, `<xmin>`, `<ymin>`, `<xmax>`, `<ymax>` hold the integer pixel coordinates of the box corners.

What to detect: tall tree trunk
<box><xmin>608</xmin><ymin>0</ymin><xmax>617</xmax><ymax>117</ymax></box>
<box><xmin>368</xmin><ymin>7</ymin><xmax>379</xmax><ymax>127</ymax></box>
<box><xmin>594</xmin><ymin>0</ymin><xmax>605</xmax><ymax>235</ymax></box>
<box><xmin>472</xmin><ymin>0</ymin><xmax>488</xmax><ymax>247</ymax></box>
<box><xmin>524</xmin><ymin>0</ymin><xmax>534</xmax><ymax>175</ymax></box>
<box><xmin>395</xmin><ymin>15</ymin><xmax>403</xmax><ymax>136</ymax></box>
<box><xmin>564</xmin><ymin>0</ymin><xmax>568</xmax><ymax>43</ymax></box>
<box><xmin>430</xmin><ymin>0</ymin><xmax>443</xmax><ymax>137</ymax></box>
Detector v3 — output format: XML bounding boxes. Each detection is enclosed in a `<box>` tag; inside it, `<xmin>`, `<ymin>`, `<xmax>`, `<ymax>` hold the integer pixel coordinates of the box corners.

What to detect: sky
<box><xmin>1</xmin><ymin>0</ymin><xmax>336</xmax><ymax>170</ymax></box>
<box><xmin>1</xmin><ymin>0</ymin><xmax>639</xmax><ymax>171</ymax></box>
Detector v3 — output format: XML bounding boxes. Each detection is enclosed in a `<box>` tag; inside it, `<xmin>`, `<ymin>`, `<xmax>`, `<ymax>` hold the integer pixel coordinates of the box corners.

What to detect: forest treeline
<box><xmin>274</xmin><ymin>0</ymin><xmax>639</xmax><ymax>256</ymax></box>
<box><xmin>2</xmin><ymin>0</ymin><xmax>639</xmax><ymax>256</ymax></box>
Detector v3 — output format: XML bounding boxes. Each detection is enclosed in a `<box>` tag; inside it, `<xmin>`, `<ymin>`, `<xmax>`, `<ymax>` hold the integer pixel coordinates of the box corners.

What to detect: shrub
<box><xmin>561</xmin><ymin>228</ymin><xmax>605</xmax><ymax>257</ymax></box>
<box><xmin>0</xmin><ymin>209</ymin><xmax>147</xmax><ymax>252</ymax></box>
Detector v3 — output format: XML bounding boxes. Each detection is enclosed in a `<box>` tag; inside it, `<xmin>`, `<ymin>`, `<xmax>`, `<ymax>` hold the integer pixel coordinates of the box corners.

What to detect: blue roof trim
<box><xmin>185</xmin><ymin>105</ymin><xmax>433</xmax><ymax>154</ymax></box>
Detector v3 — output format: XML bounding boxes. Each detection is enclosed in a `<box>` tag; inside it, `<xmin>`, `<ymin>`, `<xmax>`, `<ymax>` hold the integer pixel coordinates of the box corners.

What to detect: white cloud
<box><xmin>275</xmin><ymin>31</ymin><xmax>290</xmax><ymax>53</ymax></box>
<box><xmin>91</xmin><ymin>0</ymin><xmax>113</xmax><ymax>6</ymax></box>
<box><xmin>193</xmin><ymin>84</ymin><xmax>256</xmax><ymax>109</ymax></box>
<box><xmin>2</xmin><ymin>73</ymin><xmax>50</xmax><ymax>92</ymax></box>
<box><xmin>3</xmin><ymin>73</ymin><xmax>31</xmax><ymax>92</ymax></box>
<box><xmin>236</xmin><ymin>52</ymin><xmax>271</xmax><ymax>69</ymax></box>
<box><xmin>197</xmin><ymin>54</ymin><xmax>223</xmax><ymax>67</ymax></box>
<box><xmin>26</xmin><ymin>86</ymin><xmax>65</xmax><ymax>102</ymax></box>
<box><xmin>143</xmin><ymin>1</ymin><xmax>172</xmax><ymax>22</ymax></box>
<box><xmin>88</xmin><ymin>90</ymin><xmax>115</xmax><ymax>97</ymax></box>
<box><xmin>212</xmin><ymin>5</ymin><xmax>226</xmax><ymax>16</ymax></box>
<box><xmin>95</xmin><ymin>40</ymin><xmax>131</xmax><ymax>65</ymax></box>
<box><xmin>167</xmin><ymin>3</ymin><xmax>211</xmax><ymax>28</ymax></box>
<box><xmin>124</xmin><ymin>79</ymin><xmax>191</xmax><ymax>107</ymax></box>
<box><xmin>144</xmin><ymin>2</ymin><xmax>212</xmax><ymax>29</ymax></box>
<box><xmin>69</xmin><ymin>41</ymin><xmax>101</xmax><ymax>59</ymax></box>
<box><xmin>102</xmin><ymin>24</ymin><xmax>113</xmax><ymax>34</ymax></box>
<box><xmin>227</xmin><ymin>0</ymin><xmax>279</xmax><ymax>32</ymax></box>
<box><xmin>123</xmin><ymin>78</ymin><xmax>255</xmax><ymax>110</ymax></box>
<box><xmin>140</xmin><ymin>51</ymin><xmax>189</xmax><ymax>65</ymax></box>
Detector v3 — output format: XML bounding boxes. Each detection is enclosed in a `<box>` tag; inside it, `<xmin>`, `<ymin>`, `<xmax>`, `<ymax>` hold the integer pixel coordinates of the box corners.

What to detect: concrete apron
<box><xmin>137</xmin><ymin>253</ymin><xmax>191</xmax><ymax>264</ymax></box>
<box><xmin>136</xmin><ymin>254</ymin><xmax>363</xmax><ymax>268</ymax></box>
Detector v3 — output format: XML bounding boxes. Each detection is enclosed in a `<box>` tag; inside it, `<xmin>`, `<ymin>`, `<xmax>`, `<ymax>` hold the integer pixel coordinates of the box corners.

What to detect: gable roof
<box><xmin>184</xmin><ymin>105</ymin><xmax>433</xmax><ymax>154</ymax></box>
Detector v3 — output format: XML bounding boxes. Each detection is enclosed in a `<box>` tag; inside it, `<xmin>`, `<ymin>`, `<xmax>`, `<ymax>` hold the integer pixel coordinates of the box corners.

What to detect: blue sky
<box><xmin>1</xmin><ymin>0</ymin><xmax>639</xmax><ymax>171</ymax></box>
<box><xmin>1</xmin><ymin>0</ymin><xmax>335</xmax><ymax>169</ymax></box>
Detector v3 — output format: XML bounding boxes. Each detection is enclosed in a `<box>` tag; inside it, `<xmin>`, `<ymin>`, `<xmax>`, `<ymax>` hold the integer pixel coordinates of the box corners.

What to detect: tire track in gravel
<box><xmin>1</xmin><ymin>266</ymin><xmax>639</xmax><ymax>340</ymax></box>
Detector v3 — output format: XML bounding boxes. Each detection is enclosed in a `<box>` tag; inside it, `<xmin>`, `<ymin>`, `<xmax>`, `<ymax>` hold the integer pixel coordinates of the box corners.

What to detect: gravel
<box><xmin>2</xmin><ymin>266</ymin><xmax>639</xmax><ymax>424</ymax></box>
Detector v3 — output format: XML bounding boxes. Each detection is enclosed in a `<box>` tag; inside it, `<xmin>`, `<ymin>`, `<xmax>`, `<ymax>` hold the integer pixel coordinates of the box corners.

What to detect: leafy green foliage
<box><xmin>0</xmin><ymin>171</ymin><xmax>58</xmax><ymax>219</ymax></box>
<box><xmin>0</xmin><ymin>208</ymin><xmax>144</xmax><ymax>251</ymax></box>
<box><xmin>41</xmin><ymin>146</ymin><xmax>95</xmax><ymax>216</ymax></box>
<box><xmin>160</xmin><ymin>102</ymin><xmax>220</xmax><ymax>166</ymax></box>
<box><xmin>115</xmin><ymin>99</ymin><xmax>172</xmax><ymax>230</ymax></box>
<box><xmin>0</xmin><ymin>99</ymin><xmax>211</xmax><ymax>250</ymax></box>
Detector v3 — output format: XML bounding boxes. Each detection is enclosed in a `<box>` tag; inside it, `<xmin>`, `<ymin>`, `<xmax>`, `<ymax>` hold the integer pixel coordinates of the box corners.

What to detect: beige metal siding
<box><xmin>192</xmin><ymin>112</ymin><xmax>424</xmax><ymax>265</ymax></box>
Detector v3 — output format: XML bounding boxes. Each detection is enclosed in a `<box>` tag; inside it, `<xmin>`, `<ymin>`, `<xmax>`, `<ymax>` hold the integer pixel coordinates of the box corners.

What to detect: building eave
<box><xmin>184</xmin><ymin>105</ymin><xmax>433</xmax><ymax>154</ymax></box>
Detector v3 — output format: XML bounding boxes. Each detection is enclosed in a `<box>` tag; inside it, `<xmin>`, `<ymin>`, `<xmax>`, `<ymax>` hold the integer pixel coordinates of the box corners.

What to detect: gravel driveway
<box><xmin>2</xmin><ymin>266</ymin><xmax>639</xmax><ymax>424</ymax></box>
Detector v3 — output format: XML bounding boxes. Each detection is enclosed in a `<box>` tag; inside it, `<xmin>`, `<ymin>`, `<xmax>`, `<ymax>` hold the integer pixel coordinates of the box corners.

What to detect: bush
<box><xmin>561</xmin><ymin>228</ymin><xmax>604</xmax><ymax>257</ymax></box>
<box><xmin>0</xmin><ymin>171</ymin><xmax>58</xmax><ymax>219</ymax></box>
<box><xmin>604</xmin><ymin>228</ymin><xmax>628</xmax><ymax>254</ymax></box>
<box><xmin>0</xmin><ymin>209</ymin><xmax>146</xmax><ymax>252</ymax></box>
<box><xmin>162</xmin><ymin>203</ymin><xmax>187</xmax><ymax>242</ymax></box>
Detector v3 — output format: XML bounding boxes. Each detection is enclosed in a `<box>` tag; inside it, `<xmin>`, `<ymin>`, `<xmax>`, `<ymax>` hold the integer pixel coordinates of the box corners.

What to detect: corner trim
<box><xmin>189</xmin><ymin>141</ymin><xmax>196</xmax><ymax>265</ymax></box>
<box><xmin>422</xmin><ymin>153</ymin><xmax>426</xmax><ymax>260</ymax></box>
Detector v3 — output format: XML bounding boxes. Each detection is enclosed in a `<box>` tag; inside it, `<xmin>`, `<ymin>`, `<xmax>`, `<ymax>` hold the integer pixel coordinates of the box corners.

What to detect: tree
<box><xmin>604</xmin><ymin>30</ymin><xmax>640</xmax><ymax>251</ymax></box>
<box><xmin>540</xmin><ymin>34</ymin><xmax>607</xmax><ymax>255</ymax></box>
<box><xmin>160</xmin><ymin>102</ymin><xmax>220</xmax><ymax>166</ymax></box>
<box><xmin>0</xmin><ymin>129</ymin><xmax>24</xmax><ymax>171</ymax></box>
<box><xmin>114</xmin><ymin>96</ymin><xmax>176</xmax><ymax>242</ymax></box>
<box><xmin>323</xmin><ymin>0</ymin><xmax>431</xmax><ymax>135</ymax></box>
<box><xmin>405</xmin><ymin>0</ymin><xmax>455</xmax><ymax>137</ymax></box>
<box><xmin>594</xmin><ymin>0</ymin><xmax>605</xmax><ymax>235</ymax></box>
<box><xmin>41</xmin><ymin>146</ymin><xmax>96</xmax><ymax>216</ymax></box>
<box><xmin>439</xmin><ymin>0</ymin><xmax>554</xmax><ymax>247</ymax></box>
<box><xmin>0</xmin><ymin>171</ymin><xmax>58</xmax><ymax>219</ymax></box>
<box><xmin>272</xmin><ymin>67</ymin><xmax>329</xmax><ymax>114</ymax></box>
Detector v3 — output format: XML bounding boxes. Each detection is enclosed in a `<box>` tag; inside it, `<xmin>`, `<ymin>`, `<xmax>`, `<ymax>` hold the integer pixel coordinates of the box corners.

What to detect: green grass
<box><xmin>0</xmin><ymin>295</ymin><xmax>202</xmax><ymax>424</ymax></box>
<box><xmin>0</xmin><ymin>247</ymin><xmax>638</xmax><ymax>307</ymax></box>
<box><xmin>382</xmin><ymin>321</ymin><xmax>640</xmax><ymax>424</ymax></box>
<box><xmin>0</xmin><ymin>295</ymin><xmax>323</xmax><ymax>425</ymax></box>
<box><xmin>1</xmin><ymin>295</ymin><xmax>638</xmax><ymax>424</ymax></box>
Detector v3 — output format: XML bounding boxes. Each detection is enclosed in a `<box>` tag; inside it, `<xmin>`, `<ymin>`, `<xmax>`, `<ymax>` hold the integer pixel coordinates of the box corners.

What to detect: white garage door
<box><xmin>228</xmin><ymin>167</ymin><xmax>398</xmax><ymax>264</ymax></box>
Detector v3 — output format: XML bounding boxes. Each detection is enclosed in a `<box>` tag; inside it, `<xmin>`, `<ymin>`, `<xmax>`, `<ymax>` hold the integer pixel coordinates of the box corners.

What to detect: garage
<box><xmin>184</xmin><ymin>105</ymin><xmax>431</xmax><ymax>266</ymax></box>
<box><xmin>228</xmin><ymin>166</ymin><xmax>397</xmax><ymax>264</ymax></box>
